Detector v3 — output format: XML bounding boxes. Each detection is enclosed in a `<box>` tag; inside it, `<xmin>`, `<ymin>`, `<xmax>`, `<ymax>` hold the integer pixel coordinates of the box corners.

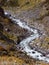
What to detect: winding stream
<box><xmin>5</xmin><ymin>12</ymin><xmax>49</xmax><ymax>63</ymax></box>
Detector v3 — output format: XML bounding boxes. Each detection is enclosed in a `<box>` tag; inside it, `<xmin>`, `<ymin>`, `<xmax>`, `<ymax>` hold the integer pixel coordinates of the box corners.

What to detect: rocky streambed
<box><xmin>4</xmin><ymin>11</ymin><xmax>49</xmax><ymax>63</ymax></box>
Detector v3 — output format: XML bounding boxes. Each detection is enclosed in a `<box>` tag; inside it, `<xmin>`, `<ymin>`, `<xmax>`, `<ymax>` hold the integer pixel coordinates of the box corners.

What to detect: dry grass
<box><xmin>0</xmin><ymin>56</ymin><xmax>29</xmax><ymax>65</ymax></box>
<box><xmin>0</xmin><ymin>56</ymin><xmax>49</xmax><ymax>65</ymax></box>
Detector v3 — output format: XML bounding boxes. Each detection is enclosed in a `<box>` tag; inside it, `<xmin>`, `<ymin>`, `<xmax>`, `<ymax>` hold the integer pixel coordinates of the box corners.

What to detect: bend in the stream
<box><xmin>4</xmin><ymin>12</ymin><xmax>49</xmax><ymax>63</ymax></box>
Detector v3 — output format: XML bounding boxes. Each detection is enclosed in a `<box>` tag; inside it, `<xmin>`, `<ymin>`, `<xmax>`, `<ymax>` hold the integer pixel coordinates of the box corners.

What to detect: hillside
<box><xmin>0</xmin><ymin>0</ymin><xmax>49</xmax><ymax>65</ymax></box>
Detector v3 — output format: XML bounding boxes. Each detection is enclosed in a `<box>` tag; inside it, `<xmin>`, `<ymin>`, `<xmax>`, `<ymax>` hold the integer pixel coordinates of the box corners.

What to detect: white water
<box><xmin>5</xmin><ymin>12</ymin><xmax>49</xmax><ymax>63</ymax></box>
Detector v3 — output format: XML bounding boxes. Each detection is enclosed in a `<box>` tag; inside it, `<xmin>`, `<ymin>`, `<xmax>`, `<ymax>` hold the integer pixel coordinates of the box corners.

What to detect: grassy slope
<box><xmin>0</xmin><ymin>56</ymin><xmax>49</xmax><ymax>65</ymax></box>
<box><xmin>3</xmin><ymin>0</ymin><xmax>44</xmax><ymax>11</ymax></box>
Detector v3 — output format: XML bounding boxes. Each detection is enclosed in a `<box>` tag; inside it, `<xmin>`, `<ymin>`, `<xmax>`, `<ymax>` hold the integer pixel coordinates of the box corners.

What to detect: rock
<box><xmin>0</xmin><ymin>32</ymin><xmax>16</xmax><ymax>51</ymax></box>
<box><xmin>48</xmin><ymin>42</ymin><xmax>49</xmax><ymax>44</ymax></box>
<box><xmin>17</xmin><ymin>35</ymin><xmax>25</xmax><ymax>44</ymax></box>
<box><xmin>0</xmin><ymin>7</ymin><xmax>5</xmax><ymax>17</ymax></box>
<box><xmin>0</xmin><ymin>46</ymin><xmax>6</xmax><ymax>51</ymax></box>
<box><xmin>0</xmin><ymin>23</ymin><xmax>4</xmax><ymax>32</ymax></box>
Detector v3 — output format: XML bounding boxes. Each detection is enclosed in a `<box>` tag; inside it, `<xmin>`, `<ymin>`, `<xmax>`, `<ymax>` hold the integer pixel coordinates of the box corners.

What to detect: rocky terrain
<box><xmin>0</xmin><ymin>0</ymin><xmax>49</xmax><ymax>65</ymax></box>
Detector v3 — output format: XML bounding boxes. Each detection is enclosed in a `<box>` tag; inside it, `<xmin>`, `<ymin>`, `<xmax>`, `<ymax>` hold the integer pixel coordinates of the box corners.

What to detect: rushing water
<box><xmin>5</xmin><ymin>12</ymin><xmax>49</xmax><ymax>63</ymax></box>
